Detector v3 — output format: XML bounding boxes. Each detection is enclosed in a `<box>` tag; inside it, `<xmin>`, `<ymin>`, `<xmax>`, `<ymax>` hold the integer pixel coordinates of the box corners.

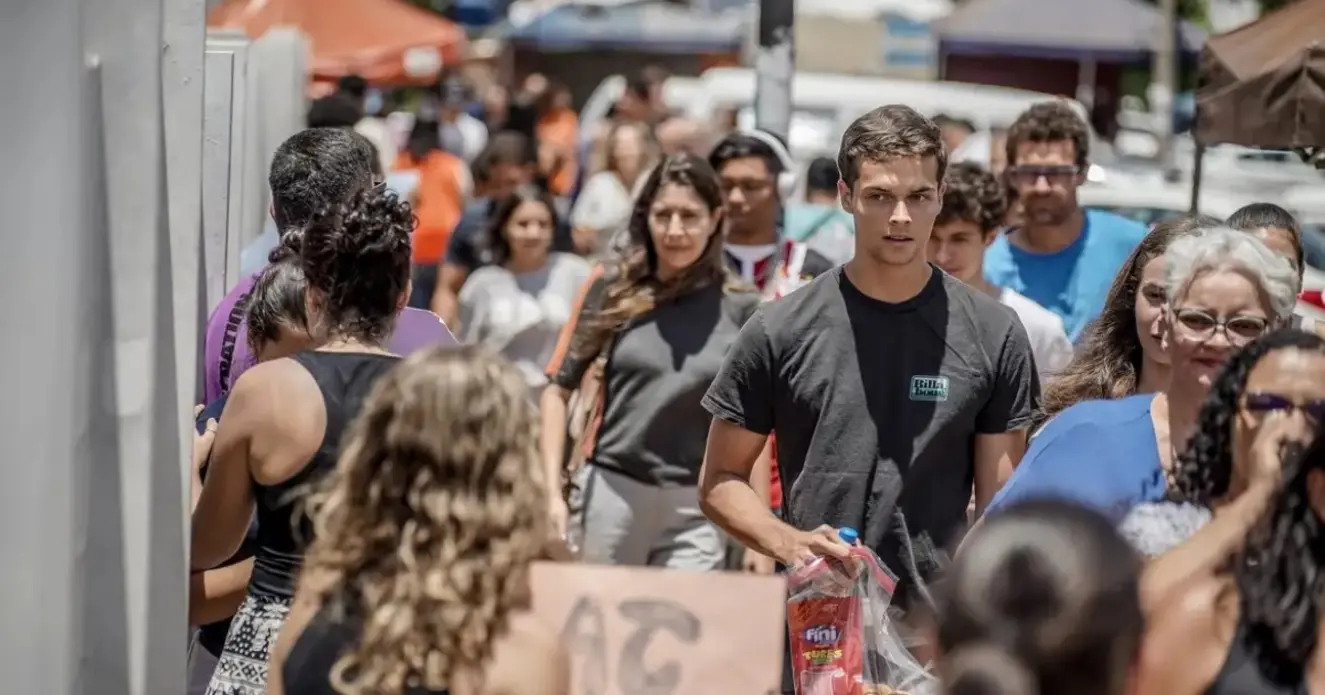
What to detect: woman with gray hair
<box><xmin>986</xmin><ymin>225</ymin><xmax>1296</xmax><ymax>549</ymax></box>
<box><xmin>1117</xmin><ymin>226</ymin><xmax>1296</xmax><ymax>556</ymax></box>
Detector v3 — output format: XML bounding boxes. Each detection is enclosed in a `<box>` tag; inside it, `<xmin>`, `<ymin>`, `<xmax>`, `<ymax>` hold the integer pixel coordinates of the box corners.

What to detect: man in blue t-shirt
<box><xmin>984</xmin><ymin>102</ymin><xmax>1147</xmax><ymax>342</ymax></box>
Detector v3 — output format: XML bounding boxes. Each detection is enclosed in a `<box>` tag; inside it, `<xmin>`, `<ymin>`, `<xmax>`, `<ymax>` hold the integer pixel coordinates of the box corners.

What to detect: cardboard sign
<box><xmin>530</xmin><ymin>562</ymin><xmax>785</xmax><ymax>695</ymax></box>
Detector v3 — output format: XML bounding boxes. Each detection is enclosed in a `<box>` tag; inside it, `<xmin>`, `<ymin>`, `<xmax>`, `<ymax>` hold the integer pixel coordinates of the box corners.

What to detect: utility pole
<box><xmin>1151</xmin><ymin>0</ymin><xmax>1179</xmax><ymax>172</ymax></box>
<box><xmin>753</xmin><ymin>0</ymin><xmax>794</xmax><ymax>142</ymax></box>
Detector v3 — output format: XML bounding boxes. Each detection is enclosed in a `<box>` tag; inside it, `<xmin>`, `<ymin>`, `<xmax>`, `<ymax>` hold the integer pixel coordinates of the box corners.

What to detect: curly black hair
<box><xmin>936</xmin><ymin>161</ymin><xmax>1007</xmax><ymax>234</ymax></box>
<box><xmin>268</xmin><ymin>128</ymin><xmax>377</xmax><ymax>232</ymax></box>
<box><xmin>295</xmin><ymin>187</ymin><xmax>415</xmax><ymax>344</ymax></box>
<box><xmin>1169</xmin><ymin>329</ymin><xmax>1325</xmax><ymax>505</ymax></box>
<box><xmin>1005</xmin><ymin>101</ymin><xmax>1090</xmax><ymax>170</ymax></box>
<box><xmin>1236</xmin><ymin>425</ymin><xmax>1325</xmax><ymax>682</ymax></box>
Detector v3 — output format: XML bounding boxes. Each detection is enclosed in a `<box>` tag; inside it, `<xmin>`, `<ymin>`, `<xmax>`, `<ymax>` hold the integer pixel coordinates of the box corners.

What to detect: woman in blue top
<box><xmin>987</xmin><ymin>225</ymin><xmax>1300</xmax><ymax>523</ymax></box>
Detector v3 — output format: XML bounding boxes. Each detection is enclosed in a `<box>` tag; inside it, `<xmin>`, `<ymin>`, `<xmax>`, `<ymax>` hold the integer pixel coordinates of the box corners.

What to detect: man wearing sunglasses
<box><xmin>983</xmin><ymin>102</ymin><xmax>1148</xmax><ymax>342</ymax></box>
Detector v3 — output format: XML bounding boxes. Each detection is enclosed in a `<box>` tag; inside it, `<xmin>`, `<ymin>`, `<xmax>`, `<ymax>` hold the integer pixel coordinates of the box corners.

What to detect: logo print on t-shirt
<box><xmin>909</xmin><ymin>375</ymin><xmax>950</xmax><ymax>402</ymax></box>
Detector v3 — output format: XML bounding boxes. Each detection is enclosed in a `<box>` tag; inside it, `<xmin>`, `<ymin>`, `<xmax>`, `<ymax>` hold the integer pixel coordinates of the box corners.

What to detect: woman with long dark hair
<box><xmin>986</xmin><ymin>226</ymin><xmax>1298</xmax><ymax>523</ymax></box>
<box><xmin>458</xmin><ymin>185</ymin><xmax>591</xmax><ymax>388</ymax></box>
<box><xmin>1039</xmin><ymin>215</ymin><xmax>1216</xmax><ymax>423</ymax></box>
<box><xmin>1136</xmin><ymin>331</ymin><xmax>1325</xmax><ymax>694</ymax></box>
<box><xmin>539</xmin><ymin>153</ymin><xmax>760</xmax><ymax>568</ymax></box>
<box><xmin>191</xmin><ymin>188</ymin><xmax>413</xmax><ymax>695</ymax></box>
<box><xmin>940</xmin><ymin>499</ymin><xmax>1143</xmax><ymax>695</ymax></box>
<box><xmin>267</xmin><ymin>347</ymin><xmax>567</xmax><ymax>695</ymax></box>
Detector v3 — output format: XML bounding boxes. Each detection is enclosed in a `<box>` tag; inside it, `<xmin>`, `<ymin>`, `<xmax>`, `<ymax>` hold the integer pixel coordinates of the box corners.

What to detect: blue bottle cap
<box><xmin>837</xmin><ymin>527</ymin><xmax>858</xmax><ymax>545</ymax></box>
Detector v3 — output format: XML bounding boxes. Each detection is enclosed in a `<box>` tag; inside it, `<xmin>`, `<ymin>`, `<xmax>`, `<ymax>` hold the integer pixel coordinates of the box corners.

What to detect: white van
<box><xmin>686</xmin><ymin>67</ymin><xmax>1088</xmax><ymax>130</ymax></box>
<box><xmin>1077</xmin><ymin>179</ymin><xmax>1251</xmax><ymax>226</ymax></box>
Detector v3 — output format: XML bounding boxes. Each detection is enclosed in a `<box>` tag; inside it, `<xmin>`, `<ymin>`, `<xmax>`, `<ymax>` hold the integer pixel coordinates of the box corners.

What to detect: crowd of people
<box><xmin>184</xmin><ymin>65</ymin><xmax>1325</xmax><ymax>695</ymax></box>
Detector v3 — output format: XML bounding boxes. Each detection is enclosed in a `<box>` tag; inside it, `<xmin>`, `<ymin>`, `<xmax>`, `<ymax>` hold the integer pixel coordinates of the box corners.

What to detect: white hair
<box><xmin>1164</xmin><ymin>225</ymin><xmax>1298</xmax><ymax>321</ymax></box>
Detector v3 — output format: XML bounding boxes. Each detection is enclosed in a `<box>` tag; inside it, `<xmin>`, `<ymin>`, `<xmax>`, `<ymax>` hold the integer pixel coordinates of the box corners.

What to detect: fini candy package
<box><xmin>786</xmin><ymin>528</ymin><xmax>937</xmax><ymax>695</ymax></box>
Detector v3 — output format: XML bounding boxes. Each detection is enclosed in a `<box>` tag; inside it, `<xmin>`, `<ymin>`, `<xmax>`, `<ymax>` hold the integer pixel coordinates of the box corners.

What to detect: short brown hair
<box><xmin>1005</xmin><ymin>101</ymin><xmax>1090</xmax><ymax>170</ymax></box>
<box><xmin>837</xmin><ymin>105</ymin><xmax>947</xmax><ymax>190</ymax></box>
<box><xmin>936</xmin><ymin>162</ymin><xmax>1008</xmax><ymax>235</ymax></box>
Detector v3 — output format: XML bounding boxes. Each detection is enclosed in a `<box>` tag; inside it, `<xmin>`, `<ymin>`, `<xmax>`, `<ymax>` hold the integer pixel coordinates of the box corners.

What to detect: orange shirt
<box><xmin>394</xmin><ymin>150</ymin><xmax>468</xmax><ymax>265</ymax></box>
<box><xmin>537</xmin><ymin>108</ymin><xmax>579</xmax><ymax>197</ymax></box>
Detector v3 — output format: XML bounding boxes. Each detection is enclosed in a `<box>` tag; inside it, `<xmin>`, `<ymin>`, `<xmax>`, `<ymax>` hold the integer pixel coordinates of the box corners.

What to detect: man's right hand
<box><xmin>773</xmin><ymin>524</ymin><xmax>852</xmax><ymax>568</ymax></box>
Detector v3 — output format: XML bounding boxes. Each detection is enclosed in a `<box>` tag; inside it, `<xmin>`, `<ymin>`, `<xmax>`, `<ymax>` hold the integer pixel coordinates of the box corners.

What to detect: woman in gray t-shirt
<box><xmin>458</xmin><ymin>186</ymin><xmax>591</xmax><ymax>387</ymax></box>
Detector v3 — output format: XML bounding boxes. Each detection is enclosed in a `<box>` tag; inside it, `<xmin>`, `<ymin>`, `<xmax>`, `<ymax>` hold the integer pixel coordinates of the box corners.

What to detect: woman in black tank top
<box><xmin>1135</xmin><ymin>332</ymin><xmax>1325</xmax><ymax>695</ymax></box>
<box><xmin>265</xmin><ymin>347</ymin><xmax>566</xmax><ymax>695</ymax></box>
<box><xmin>937</xmin><ymin>499</ymin><xmax>1143</xmax><ymax>695</ymax></box>
<box><xmin>191</xmin><ymin>188</ymin><xmax>415</xmax><ymax>695</ymax></box>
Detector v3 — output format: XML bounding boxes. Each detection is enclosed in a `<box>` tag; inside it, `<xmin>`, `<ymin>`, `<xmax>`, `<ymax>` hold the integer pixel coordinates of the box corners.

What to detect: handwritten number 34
<box><xmin>561</xmin><ymin>597</ymin><xmax>702</xmax><ymax>695</ymax></box>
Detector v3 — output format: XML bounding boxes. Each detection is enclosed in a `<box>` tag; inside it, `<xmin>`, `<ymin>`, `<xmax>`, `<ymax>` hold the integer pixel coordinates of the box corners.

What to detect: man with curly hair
<box><xmin>984</xmin><ymin>102</ymin><xmax>1147</xmax><ymax>342</ymax></box>
<box><xmin>932</xmin><ymin>162</ymin><xmax>1073</xmax><ymax>379</ymax></box>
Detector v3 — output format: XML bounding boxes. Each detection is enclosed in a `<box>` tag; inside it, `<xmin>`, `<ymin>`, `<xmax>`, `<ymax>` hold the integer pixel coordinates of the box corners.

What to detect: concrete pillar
<box><xmin>0</xmin><ymin>0</ymin><xmax>101</xmax><ymax>691</ymax></box>
<box><xmin>82</xmin><ymin>0</ymin><xmax>192</xmax><ymax>688</ymax></box>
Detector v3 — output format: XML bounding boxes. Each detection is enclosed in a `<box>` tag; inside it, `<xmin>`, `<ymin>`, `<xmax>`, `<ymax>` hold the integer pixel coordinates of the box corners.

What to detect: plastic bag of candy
<box><xmin>785</xmin><ymin>528</ymin><xmax>939</xmax><ymax>695</ymax></box>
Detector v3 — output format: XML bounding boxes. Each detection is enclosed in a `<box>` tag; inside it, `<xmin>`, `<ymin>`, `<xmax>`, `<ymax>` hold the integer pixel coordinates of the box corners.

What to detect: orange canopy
<box><xmin>209</xmin><ymin>0</ymin><xmax>468</xmax><ymax>84</ymax></box>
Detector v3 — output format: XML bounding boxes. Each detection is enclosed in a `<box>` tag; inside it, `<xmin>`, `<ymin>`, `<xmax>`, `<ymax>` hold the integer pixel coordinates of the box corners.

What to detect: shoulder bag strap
<box><xmin>562</xmin><ymin>330</ymin><xmax>618</xmax><ymax>502</ymax></box>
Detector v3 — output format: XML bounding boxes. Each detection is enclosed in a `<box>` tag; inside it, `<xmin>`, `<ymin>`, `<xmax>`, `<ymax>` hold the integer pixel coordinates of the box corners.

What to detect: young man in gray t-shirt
<box><xmin>699</xmin><ymin>106</ymin><xmax>1039</xmax><ymax>642</ymax></box>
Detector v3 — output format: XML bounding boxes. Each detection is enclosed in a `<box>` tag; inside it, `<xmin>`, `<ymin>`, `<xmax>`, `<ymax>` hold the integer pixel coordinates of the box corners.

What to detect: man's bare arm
<box><xmin>699</xmin><ymin>419</ymin><xmax>800</xmax><ymax>564</ymax></box>
<box><xmin>971</xmin><ymin>429</ymin><xmax>1024</xmax><ymax>517</ymax></box>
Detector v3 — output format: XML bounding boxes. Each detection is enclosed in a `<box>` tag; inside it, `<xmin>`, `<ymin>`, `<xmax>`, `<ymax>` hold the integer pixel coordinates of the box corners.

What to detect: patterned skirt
<box><xmin>205</xmin><ymin>589</ymin><xmax>293</xmax><ymax>695</ymax></box>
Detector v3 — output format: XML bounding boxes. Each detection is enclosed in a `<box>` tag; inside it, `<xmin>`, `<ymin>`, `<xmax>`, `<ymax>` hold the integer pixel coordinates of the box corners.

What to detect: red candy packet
<box><xmin>786</xmin><ymin>547</ymin><xmax>934</xmax><ymax>695</ymax></box>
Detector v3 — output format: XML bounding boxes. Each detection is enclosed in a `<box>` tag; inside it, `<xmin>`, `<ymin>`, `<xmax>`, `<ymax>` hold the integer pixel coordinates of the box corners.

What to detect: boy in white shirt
<box><xmin>929</xmin><ymin>162</ymin><xmax>1074</xmax><ymax>380</ymax></box>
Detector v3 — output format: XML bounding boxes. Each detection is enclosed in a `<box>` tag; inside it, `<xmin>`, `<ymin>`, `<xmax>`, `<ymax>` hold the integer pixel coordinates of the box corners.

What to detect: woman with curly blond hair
<box><xmin>267</xmin><ymin>346</ymin><xmax>568</xmax><ymax>695</ymax></box>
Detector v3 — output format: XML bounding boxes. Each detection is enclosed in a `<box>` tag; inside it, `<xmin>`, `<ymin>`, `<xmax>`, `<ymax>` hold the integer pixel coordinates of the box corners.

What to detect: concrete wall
<box><xmin>0</xmin><ymin>0</ymin><xmax>206</xmax><ymax>691</ymax></box>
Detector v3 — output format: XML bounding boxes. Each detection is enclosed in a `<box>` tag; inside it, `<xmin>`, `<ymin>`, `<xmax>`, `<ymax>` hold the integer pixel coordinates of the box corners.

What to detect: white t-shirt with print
<box><xmin>1000</xmin><ymin>287</ymin><xmax>1074</xmax><ymax>381</ymax></box>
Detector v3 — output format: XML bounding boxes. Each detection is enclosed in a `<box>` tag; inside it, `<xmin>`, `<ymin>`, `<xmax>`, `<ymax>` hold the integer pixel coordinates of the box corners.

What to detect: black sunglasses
<box><xmin>1005</xmin><ymin>165</ymin><xmax>1079</xmax><ymax>184</ymax></box>
<box><xmin>1242</xmin><ymin>392</ymin><xmax>1325</xmax><ymax>421</ymax></box>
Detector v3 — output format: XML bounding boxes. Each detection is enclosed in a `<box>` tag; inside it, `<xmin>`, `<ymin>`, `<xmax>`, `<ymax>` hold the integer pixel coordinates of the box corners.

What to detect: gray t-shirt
<box><xmin>458</xmin><ymin>252</ymin><xmax>592</xmax><ymax>387</ymax></box>
<box><xmin>702</xmin><ymin>265</ymin><xmax>1038</xmax><ymax>605</ymax></box>
<box><xmin>548</xmin><ymin>272</ymin><xmax>762</xmax><ymax>487</ymax></box>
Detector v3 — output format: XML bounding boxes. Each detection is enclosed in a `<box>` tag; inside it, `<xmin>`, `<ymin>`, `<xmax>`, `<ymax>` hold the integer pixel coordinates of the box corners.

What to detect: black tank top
<box><xmin>1207</xmin><ymin>617</ymin><xmax>1308</xmax><ymax>695</ymax></box>
<box><xmin>282</xmin><ymin>606</ymin><xmax>450</xmax><ymax>695</ymax></box>
<box><xmin>248</xmin><ymin>351</ymin><xmax>400</xmax><ymax>598</ymax></box>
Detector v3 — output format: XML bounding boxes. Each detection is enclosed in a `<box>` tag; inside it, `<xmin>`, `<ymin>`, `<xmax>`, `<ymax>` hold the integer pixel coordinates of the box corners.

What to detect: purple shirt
<box><xmin>202</xmin><ymin>273</ymin><xmax>457</xmax><ymax>403</ymax></box>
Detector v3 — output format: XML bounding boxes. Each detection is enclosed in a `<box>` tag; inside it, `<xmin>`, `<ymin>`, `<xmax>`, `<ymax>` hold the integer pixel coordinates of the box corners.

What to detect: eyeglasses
<box><xmin>1005</xmin><ymin>165</ymin><xmax>1079</xmax><ymax>186</ymax></box>
<box><xmin>720</xmin><ymin>179</ymin><xmax>773</xmax><ymax>196</ymax></box>
<box><xmin>1241</xmin><ymin>392</ymin><xmax>1325</xmax><ymax>422</ymax></box>
<box><xmin>1171</xmin><ymin>307</ymin><xmax>1270</xmax><ymax>345</ymax></box>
